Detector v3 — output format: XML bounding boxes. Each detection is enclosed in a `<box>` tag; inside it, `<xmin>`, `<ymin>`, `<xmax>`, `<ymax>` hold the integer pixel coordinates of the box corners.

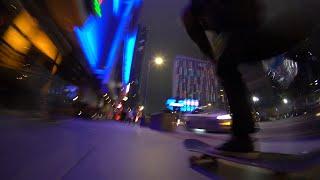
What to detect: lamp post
<box><xmin>144</xmin><ymin>56</ymin><xmax>164</xmax><ymax>113</ymax></box>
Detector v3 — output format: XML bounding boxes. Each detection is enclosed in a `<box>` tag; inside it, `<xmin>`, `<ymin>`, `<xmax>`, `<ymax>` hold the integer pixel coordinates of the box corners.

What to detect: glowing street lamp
<box><xmin>144</xmin><ymin>55</ymin><xmax>165</xmax><ymax>111</ymax></box>
<box><xmin>283</xmin><ymin>98</ymin><xmax>288</xmax><ymax>104</ymax></box>
<box><xmin>154</xmin><ymin>56</ymin><xmax>164</xmax><ymax>65</ymax></box>
<box><xmin>252</xmin><ymin>96</ymin><xmax>260</xmax><ymax>103</ymax></box>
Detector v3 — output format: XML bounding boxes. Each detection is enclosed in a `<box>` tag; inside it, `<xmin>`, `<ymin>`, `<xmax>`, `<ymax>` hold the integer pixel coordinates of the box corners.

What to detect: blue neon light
<box><xmin>75</xmin><ymin>17</ymin><xmax>101</xmax><ymax>69</ymax></box>
<box><xmin>166</xmin><ymin>99</ymin><xmax>176</xmax><ymax>111</ymax></box>
<box><xmin>166</xmin><ymin>98</ymin><xmax>199</xmax><ymax>112</ymax></box>
<box><xmin>103</xmin><ymin>0</ymin><xmax>136</xmax><ymax>83</ymax></box>
<box><xmin>123</xmin><ymin>28</ymin><xmax>138</xmax><ymax>84</ymax></box>
<box><xmin>179</xmin><ymin>100</ymin><xmax>186</xmax><ymax>112</ymax></box>
<box><xmin>113</xmin><ymin>0</ymin><xmax>120</xmax><ymax>15</ymax></box>
<box><xmin>75</xmin><ymin>0</ymin><xmax>142</xmax><ymax>85</ymax></box>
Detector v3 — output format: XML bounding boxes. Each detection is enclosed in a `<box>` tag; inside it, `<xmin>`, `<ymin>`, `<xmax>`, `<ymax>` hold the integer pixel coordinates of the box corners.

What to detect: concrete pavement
<box><xmin>1</xmin><ymin>116</ymin><xmax>320</xmax><ymax>179</ymax></box>
<box><xmin>0</xmin><ymin>118</ymin><xmax>208</xmax><ymax>180</ymax></box>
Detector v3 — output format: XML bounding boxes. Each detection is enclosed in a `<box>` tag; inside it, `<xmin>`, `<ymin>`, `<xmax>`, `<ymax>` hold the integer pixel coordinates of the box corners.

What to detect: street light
<box><xmin>252</xmin><ymin>96</ymin><xmax>260</xmax><ymax>103</ymax></box>
<box><xmin>154</xmin><ymin>56</ymin><xmax>164</xmax><ymax>65</ymax></box>
<box><xmin>144</xmin><ymin>55</ymin><xmax>165</xmax><ymax>112</ymax></box>
<box><xmin>283</xmin><ymin>98</ymin><xmax>288</xmax><ymax>104</ymax></box>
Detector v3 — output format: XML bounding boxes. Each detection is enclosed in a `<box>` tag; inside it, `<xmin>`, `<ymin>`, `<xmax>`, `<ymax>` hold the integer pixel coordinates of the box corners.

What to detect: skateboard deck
<box><xmin>184</xmin><ymin>139</ymin><xmax>320</xmax><ymax>173</ymax></box>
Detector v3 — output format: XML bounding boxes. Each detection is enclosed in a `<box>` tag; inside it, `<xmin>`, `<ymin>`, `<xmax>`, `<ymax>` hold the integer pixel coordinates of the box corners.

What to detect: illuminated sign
<box><xmin>165</xmin><ymin>98</ymin><xmax>199</xmax><ymax>112</ymax></box>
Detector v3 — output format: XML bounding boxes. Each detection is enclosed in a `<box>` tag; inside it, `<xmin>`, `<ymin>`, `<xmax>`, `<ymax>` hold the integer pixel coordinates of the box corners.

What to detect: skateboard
<box><xmin>184</xmin><ymin>139</ymin><xmax>320</xmax><ymax>174</ymax></box>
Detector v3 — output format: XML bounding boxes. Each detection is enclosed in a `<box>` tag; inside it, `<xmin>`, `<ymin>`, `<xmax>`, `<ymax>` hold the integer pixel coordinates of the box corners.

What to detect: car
<box><xmin>182</xmin><ymin>110</ymin><xmax>232</xmax><ymax>133</ymax></box>
<box><xmin>183</xmin><ymin>109</ymin><xmax>260</xmax><ymax>133</ymax></box>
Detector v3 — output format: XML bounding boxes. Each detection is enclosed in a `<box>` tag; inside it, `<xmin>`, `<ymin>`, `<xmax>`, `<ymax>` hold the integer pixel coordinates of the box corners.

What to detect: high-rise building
<box><xmin>172</xmin><ymin>55</ymin><xmax>223</xmax><ymax>106</ymax></box>
<box><xmin>125</xmin><ymin>25</ymin><xmax>148</xmax><ymax>109</ymax></box>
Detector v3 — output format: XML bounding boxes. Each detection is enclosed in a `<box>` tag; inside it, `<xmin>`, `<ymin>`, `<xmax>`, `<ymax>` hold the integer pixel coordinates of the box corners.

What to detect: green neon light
<box><xmin>93</xmin><ymin>0</ymin><xmax>102</xmax><ymax>17</ymax></box>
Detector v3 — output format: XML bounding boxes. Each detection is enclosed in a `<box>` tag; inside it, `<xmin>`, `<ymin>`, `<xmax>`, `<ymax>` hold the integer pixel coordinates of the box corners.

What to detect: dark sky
<box><xmin>137</xmin><ymin>0</ymin><xmax>320</xmax><ymax>114</ymax></box>
<box><xmin>138</xmin><ymin>0</ymin><xmax>204</xmax><ymax>113</ymax></box>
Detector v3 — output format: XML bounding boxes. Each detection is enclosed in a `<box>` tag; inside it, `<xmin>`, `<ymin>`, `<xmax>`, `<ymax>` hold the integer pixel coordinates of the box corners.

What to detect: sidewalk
<box><xmin>0</xmin><ymin>118</ymin><xmax>208</xmax><ymax>180</ymax></box>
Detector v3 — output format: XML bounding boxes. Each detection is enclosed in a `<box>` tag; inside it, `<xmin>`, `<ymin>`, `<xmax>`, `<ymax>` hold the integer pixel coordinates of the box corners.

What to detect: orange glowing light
<box><xmin>13</xmin><ymin>10</ymin><xmax>38</xmax><ymax>38</ymax></box>
<box><xmin>3</xmin><ymin>26</ymin><xmax>31</xmax><ymax>54</ymax></box>
<box><xmin>30</xmin><ymin>31</ymin><xmax>58</xmax><ymax>60</ymax></box>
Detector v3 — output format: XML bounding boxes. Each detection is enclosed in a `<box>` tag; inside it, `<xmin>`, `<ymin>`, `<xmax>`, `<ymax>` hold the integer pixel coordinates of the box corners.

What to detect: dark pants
<box><xmin>217</xmin><ymin>58</ymin><xmax>256</xmax><ymax>137</ymax></box>
<box><xmin>215</xmin><ymin>29</ymin><xmax>295</xmax><ymax>137</ymax></box>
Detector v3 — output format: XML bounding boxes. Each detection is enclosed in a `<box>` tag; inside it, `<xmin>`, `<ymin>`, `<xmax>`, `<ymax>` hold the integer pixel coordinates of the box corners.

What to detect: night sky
<box><xmin>138</xmin><ymin>0</ymin><xmax>204</xmax><ymax>113</ymax></box>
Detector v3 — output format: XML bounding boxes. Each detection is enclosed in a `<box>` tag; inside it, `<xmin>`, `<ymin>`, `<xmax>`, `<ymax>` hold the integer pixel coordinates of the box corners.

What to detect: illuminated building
<box><xmin>74</xmin><ymin>0</ymin><xmax>143</xmax><ymax>86</ymax></box>
<box><xmin>0</xmin><ymin>1</ymin><xmax>78</xmax><ymax>112</ymax></box>
<box><xmin>72</xmin><ymin>0</ymin><xmax>144</xmax><ymax>113</ymax></box>
<box><xmin>172</xmin><ymin>56</ymin><xmax>221</xmax><ymax>106</ymax></box>
<box><xmin>124</xmin><ymin>25</ymin><xmax>148</xmax><ymax>109</ymax></box>
<box><xmin>0</xmin><ymin>0</ymin><xmax>143</xmax><ymax>116</ymax></box>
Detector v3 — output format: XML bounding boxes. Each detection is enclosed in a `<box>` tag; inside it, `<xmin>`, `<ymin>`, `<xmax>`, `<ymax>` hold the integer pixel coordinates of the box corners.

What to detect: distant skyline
<box><xmin>138</xmin><ymin>0</ymin><xmax>205</xmax><ymax>113</ymax></box>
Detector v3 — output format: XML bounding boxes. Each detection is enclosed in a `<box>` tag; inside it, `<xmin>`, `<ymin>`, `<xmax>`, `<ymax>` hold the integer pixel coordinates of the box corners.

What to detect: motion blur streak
<box><xmin>1</xmin><ymin>9</ymin><xmax>60</xmax><ymax>70</ymax></box>
<box><xmin>75</xmin><ymin>0</ymin><xmax>142</xmax><ymax>84</ymax></box>
<box><xmin>3</xmin><ymin>26</ymin><xmax>30</xmax><ymax>54</ymax></box>
<box><xmin>123</xmin><ymin>28</ymin><xmax>138</xmax><ymax>84</ymax></box>
<box><xmin>103</xmin><ymin>0</ymin><xmax>137</xmax><ymax>83</ymax></box>
<box><xmin>74</xmin><ymin>18</ymin><xmax>100</xmax><ymax>69</ymax></box>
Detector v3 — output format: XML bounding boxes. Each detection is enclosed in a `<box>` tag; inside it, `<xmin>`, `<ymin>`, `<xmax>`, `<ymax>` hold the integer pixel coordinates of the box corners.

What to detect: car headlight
<box><xmin>217</xmin><ymin>114</ymin><xmax>232</xmax><ymax>120</ymax></box>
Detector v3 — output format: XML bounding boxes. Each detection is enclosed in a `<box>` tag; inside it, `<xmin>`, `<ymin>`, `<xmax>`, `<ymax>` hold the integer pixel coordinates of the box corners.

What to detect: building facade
<box><xmin>126</xmin><ymin>25</ymin><xmax>148</xmax><ymax>108</ymax></box>
<box><xmin>172</xmin><ymin>55</ymin><xmax>222</xmax><ymax>106</ymax></box>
